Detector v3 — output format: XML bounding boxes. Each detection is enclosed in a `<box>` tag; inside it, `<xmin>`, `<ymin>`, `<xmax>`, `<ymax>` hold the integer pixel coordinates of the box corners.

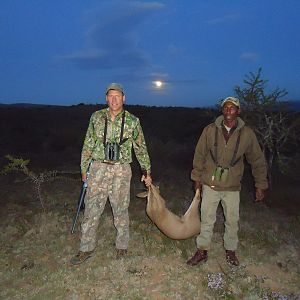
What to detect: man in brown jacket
<box><xmin>187</xmin><ymin>97</ymin><xmax>268</xmax><ymax>266</ymax></box>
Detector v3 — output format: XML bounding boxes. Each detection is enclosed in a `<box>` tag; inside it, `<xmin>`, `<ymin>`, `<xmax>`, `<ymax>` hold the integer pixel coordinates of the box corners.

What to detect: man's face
<box><xmin>222</xmin><ymin>102</ymin><xmax>240</xmax><ymax>122</ymax></box>
<box><xmin>106</xmin><ymin>90</ymin><xmax>125</xmax><ymax>113</ymax></box>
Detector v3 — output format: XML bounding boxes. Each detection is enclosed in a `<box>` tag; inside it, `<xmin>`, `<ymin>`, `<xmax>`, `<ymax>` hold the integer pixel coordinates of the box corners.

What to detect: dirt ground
<box><xmin>0</xmin><ymin>169</ymin><xmax>299</xmax><ymax>299</ymax></box>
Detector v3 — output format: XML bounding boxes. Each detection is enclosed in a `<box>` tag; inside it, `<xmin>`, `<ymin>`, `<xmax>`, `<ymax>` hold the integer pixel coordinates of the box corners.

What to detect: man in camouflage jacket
<box><xmin>70</xmin><ymin>83</ymin><xmax>152</xmax><ymax>265</ymax></box>
<box><xmin>187</xmin><ymin>97</ymin><xmax>268</xmax><ymax>267</ymax></box>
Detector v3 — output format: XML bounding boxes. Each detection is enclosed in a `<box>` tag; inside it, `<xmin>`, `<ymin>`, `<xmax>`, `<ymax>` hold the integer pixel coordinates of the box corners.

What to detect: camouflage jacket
<box><xmin>81</xmin><ymin>108</ymin><xmax>151</xmax><ymax>173</ymax></box>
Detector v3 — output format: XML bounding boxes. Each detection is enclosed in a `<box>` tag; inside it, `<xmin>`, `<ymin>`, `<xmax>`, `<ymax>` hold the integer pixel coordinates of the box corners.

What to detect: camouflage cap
<box><xmin>106</xmin><ymin>83</ymin><xmax>124</xmax><ymax>95</ymax></box>
<box><xmin>221</xmin><ymin>97</ymin><xmax>240</xmax><ymax>108</ymax></box>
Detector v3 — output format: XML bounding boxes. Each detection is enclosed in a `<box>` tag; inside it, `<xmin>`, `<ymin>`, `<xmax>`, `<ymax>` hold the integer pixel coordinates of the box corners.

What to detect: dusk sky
<box><xmin>1</xmin><ymin>0</ymin><xmax>300</xmax><ymax>107</ymax></box>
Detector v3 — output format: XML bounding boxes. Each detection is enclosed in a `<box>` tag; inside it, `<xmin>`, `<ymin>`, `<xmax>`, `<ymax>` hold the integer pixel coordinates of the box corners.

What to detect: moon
<box><xmin>154</xmin><ymin>80</ymin><xmax>163</xmax><ymax>88</ymax></box>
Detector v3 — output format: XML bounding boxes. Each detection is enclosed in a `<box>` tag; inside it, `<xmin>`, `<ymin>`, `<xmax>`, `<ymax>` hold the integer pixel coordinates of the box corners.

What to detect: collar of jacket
<box><xmin>105</xmin><ymin>108</ymin><xmax>125</xmax><ymax>121</ymax></box>
<box><xmin>215</xmin><ymin>115</ymin><xmax>245</xmax><ymax>130</ymax></box>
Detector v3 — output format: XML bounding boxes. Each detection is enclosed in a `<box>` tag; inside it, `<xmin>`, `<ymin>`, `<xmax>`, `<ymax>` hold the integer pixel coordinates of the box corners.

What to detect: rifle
<box><xmin>71</xmin><ymin>166</ymin><xmax>90</xmax><ymax>234</ymax></box>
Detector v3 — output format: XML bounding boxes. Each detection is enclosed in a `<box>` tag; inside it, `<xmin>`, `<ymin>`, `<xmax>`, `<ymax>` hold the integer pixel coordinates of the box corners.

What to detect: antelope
<box><xmin>137</xmin><ymin>184</ymin><xmax>201</xmax><ymax>240</ymax></box>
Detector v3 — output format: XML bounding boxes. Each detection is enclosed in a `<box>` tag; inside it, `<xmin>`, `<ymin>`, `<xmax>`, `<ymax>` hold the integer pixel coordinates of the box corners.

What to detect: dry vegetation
<box><xmin>0</xmin><ymin>104</ymin><xmax>299</xmax><ymax>299</ymax></box>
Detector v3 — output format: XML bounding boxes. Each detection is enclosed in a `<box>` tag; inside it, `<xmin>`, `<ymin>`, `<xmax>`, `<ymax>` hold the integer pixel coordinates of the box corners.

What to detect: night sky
<box><xmin>1</xmin><ymin>0</ymin><xmax>300</xmax><ymax>107</ymax></box>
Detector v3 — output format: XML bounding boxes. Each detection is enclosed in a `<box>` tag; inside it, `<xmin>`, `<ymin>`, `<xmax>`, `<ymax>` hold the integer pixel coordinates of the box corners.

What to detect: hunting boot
<box><xmin>70</xmin><ymin>250</ymin><xmax>93</xmax><ymax>266</ymax></box>
<box><xmin>187</xmin><ymin>249</ymin><xmax>208</xmax><ymax>266</ymax></box>
<box><xmin>225</xmin><ymin>250</ymin><xmax>239</xmax><ymax>266</ymax></box>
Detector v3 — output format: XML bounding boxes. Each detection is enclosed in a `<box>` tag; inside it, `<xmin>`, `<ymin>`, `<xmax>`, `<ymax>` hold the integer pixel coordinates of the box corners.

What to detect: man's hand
<box><xmin>194</xmin><ymin>181</ymin><xmax>202</xmax><ymax>192</ymax></box>
<box><xmin>255</xmin><ymin>188</ymin><xmax>266</xmax><ymax>202</ymax></box>
<box><xmin>81</xmin><ymin>172</ymin><xmax>87</xmax><ymax>182</ymax></box>
<box><xmin>141</xmin><ymin>174</ymin><xmax>152</xmax><ymax>187</ymax></box>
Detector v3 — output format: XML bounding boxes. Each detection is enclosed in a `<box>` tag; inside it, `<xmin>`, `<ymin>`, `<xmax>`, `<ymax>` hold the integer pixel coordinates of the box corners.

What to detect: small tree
<box><xmin>234</xmin><ymin>68</ymin><xmax>300</xmax><ymax>188</ymax></box>
<box><xmin>1</xmin><ymin>155</ymin><xmax>82</xmax><ymax>210</ymax></box>
<box><xmin>1</xmin><ymin>155</ymin><xmax>57</xmax><ymax>210</ymax></box>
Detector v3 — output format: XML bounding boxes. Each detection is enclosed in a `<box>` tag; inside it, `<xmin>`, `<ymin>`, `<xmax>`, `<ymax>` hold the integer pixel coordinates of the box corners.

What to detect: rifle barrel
<box><xmin>71</xmin><ymin>182</ymin><xmax>87</xmax><ymax>234</ymax></box>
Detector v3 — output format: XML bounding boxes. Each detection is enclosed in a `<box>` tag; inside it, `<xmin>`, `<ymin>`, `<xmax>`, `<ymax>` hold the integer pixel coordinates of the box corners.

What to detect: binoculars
<box><xmin>104</xmin><ymin>142</ymin><xmax>120</xmax><ymax>161</ymax></box>
<box><xmin>212</xmin><ymin>166</ymin><xmax>229</xmax><ymax>182</ymax></box>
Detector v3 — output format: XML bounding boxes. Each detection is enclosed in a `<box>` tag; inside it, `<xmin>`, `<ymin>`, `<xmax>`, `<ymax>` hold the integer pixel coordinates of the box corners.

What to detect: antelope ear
<box><xmin>136</xmin><ymin>191</ymin><xmax>148</xmax><ymax>198</ymax></box>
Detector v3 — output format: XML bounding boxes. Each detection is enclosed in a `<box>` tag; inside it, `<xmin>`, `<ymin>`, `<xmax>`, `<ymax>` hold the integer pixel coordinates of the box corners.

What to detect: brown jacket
<box><xmin>191</xmin><ymin>116</ymin><xmax>268</xmax><ymax>191</ymax></box>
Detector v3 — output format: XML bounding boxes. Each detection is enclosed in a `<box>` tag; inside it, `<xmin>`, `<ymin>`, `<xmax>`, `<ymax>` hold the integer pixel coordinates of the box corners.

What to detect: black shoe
<box><xmin>226</xmin><ymin>250</ymin><xmax>239</xmax><ymax>266</ymax></box>
<box><xmin>187</xmin><ymin>249</ymin><xmax>208</xmax><ymax>266</ymax></box>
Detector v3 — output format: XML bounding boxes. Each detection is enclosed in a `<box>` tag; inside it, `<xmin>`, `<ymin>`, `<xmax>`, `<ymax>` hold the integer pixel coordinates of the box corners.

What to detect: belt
<box><xmin>101</xmin><ymin>160</ymin><xmax>121</xmax><ymax>165</ymax></box>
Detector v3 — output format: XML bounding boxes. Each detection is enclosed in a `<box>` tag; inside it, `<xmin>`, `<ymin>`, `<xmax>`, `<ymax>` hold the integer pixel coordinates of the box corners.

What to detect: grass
<box><xmin>1</xmin><ymin>155</ymin><xmax>300</xmax><ymax>299</ymax></box>
<box><xmin>1</xmin><ymin>176</ymin><xmax>300</xmax><ymax>300</ymax></box>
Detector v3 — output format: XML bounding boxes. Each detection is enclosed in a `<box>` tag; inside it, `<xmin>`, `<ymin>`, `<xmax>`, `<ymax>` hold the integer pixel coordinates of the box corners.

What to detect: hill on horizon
<box><xmin>1</xmin><ymin>99</ymin><xmax>300</xmax><ymax>111</ymax></box>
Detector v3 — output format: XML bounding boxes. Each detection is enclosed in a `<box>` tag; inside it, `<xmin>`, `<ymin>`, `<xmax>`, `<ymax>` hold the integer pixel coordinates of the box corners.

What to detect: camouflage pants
<box><xmin>79</xmin><ymin>161</ymin><xmax>132</xmax><ymax>252</ymax></box>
